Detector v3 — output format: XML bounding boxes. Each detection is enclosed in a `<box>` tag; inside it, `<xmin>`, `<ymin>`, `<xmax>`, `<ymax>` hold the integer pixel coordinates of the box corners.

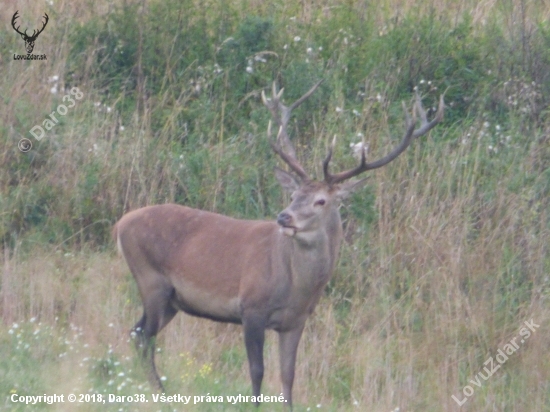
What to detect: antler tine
<box><xmin>412</xmin><ymin>91</ymin><xmax>444</xmax><ymax>138</ymax></box>
<box><xmin>288</xmin><ymin>79</ymin><xmax>324</xmax><ymax>111</ymax></box>
<box><xmin>266</xmin><ymin>119</ymin><xmax>272</xmax><ymax>140</ymax></box>
<box><xmin>322</xmin><ymin>135</ymin><xmax>337</xmax><ymax>180</ymax></box>
<box><xmin>262</xmin><ymin>80</ymin><xmax>324</xmax><ymax>180</ymax></box>
<box><xmin>274</xmin><ymin>82</ymin><xmax>284</xmax><ymax>101</ymax></box>
<box><xmin>11</xmin><ymin>11</ymin><xmax>25</xmax><ymax>36</ymax></box>
<box><xmin>264</xmin><ymin>108</ymin><xmax>308</xmax><ymax>179</ymax></box>
<box><xmin>324</xmin><ymin>93</ymin><xmax>444</xmax><ymax>185</ymax></box>
<box><xmin>269</xmin><ymin>127</ymin><xmax>309</xmax><ymax>180</ymax></box>
<box><xmin>262</xmin><ymin>83</ymin><xmax>295</xmax><ymax>158</ymax></box>
<box><xmin>38</xmin><ymin>13</ymin><xmax>49</xmax><ymax>34</ymax></box>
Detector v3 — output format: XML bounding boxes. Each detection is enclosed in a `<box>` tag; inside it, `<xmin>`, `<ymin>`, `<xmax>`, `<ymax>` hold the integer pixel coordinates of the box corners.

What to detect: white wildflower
<box><xmin>350</xmin><ymin>142</ymin><xmax>368</xmax><ymax>160</ymax></box>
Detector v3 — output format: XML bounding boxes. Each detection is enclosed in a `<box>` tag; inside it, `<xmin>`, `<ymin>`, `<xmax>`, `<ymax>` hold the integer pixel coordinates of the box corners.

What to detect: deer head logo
<box><xmin>11</xmin><ymin>11</ymin><xmax>49</xmax><ymax>54</ymax></box>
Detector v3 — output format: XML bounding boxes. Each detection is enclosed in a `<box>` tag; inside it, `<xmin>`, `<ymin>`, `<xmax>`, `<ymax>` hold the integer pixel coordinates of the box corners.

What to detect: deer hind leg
<box><xmin>132</xmin><ymin>280</ymin><xmax>177</xmax><ymax>391</ymax></box>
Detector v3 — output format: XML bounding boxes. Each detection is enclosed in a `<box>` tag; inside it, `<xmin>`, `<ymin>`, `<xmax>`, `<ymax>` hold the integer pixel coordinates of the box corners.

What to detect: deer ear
<box><xmin>335</xmin><ymin>177</ymin><xmax>369</xmax><ymax>200</ymax></box>
<box><xmin>275</xmin><ymin>167</ymin><xmax>300</xmax><ymax>193</ymax></box>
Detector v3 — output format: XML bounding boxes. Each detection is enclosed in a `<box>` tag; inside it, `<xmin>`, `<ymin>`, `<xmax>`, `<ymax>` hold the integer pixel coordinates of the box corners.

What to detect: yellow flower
<box><xmin>199</xmin><ymin>363</ymin><xmax>213</xmax><ymax>378</ymax></box>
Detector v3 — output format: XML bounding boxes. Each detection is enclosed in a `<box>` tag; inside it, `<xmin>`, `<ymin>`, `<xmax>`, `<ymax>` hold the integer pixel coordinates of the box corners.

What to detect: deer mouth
<box><xmin>278</xmin><ymin>225</ymin><xmax>298</xmax><ymax>237</ymax></box>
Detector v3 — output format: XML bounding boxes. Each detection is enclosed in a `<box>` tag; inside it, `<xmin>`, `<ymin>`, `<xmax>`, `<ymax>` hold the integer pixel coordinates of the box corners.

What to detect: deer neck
<box><xmin>281</xmin><ymin>209</ymin><xmax>343</xmax><ymax>292</ymax></box>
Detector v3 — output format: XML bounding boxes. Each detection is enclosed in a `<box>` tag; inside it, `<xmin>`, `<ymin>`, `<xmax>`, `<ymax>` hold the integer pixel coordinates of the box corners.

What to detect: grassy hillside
<box><xmin>1</xmin><ymin>0</ymin><xmax>549</xmax><ymax>410</ymax></box>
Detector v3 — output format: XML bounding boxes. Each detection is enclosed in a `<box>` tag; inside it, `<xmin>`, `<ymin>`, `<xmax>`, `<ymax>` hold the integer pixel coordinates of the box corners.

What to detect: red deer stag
<box><xmin>113</xmin><ymin>81</ymin><xmax>444</xmax><ymax>407</ymax></box>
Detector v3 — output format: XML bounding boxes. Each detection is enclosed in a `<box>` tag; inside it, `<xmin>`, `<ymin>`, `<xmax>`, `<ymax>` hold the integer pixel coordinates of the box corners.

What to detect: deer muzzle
<box><xmin>277</xmin><ymin>212</ymin><xmax>297</xmax><ymax>237</ymax></box>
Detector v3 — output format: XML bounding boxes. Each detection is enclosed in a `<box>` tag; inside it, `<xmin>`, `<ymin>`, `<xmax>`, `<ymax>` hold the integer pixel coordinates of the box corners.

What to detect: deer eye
<box><xmin>314</xmin><ymin>199</ymin><xmax>326</xmax><ymax>206</ymax></box>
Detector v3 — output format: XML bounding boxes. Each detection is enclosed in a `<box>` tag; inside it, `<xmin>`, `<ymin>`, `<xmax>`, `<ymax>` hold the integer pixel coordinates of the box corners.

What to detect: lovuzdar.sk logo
<box><xmin>12</xmin><ymin>10</ymin><xmax>48</xmax><ymax>60</ymax></box>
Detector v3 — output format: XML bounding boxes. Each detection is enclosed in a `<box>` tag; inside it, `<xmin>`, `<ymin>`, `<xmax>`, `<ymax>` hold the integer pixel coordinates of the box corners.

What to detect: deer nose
<box><xmin>277</xmin><ymin>212</ymin><xmax>293</xmax><ymax>227</ymax></box>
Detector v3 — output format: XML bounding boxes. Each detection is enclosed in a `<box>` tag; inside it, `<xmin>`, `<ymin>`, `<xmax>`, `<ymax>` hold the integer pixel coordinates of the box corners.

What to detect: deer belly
<box><xmin>171</xmin><ymin>281</ymin><xmax>242</xmax><ymax>323</ymax></box>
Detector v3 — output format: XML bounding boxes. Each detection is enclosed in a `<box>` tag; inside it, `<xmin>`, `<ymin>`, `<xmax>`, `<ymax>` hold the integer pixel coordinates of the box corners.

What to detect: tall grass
<box><xmin>1</xmin><ymin>0</ymin><xmax>549</xmax><ymax>410</ymax></box>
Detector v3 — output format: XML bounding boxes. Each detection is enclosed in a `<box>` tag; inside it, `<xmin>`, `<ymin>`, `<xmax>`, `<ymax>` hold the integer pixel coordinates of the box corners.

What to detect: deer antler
<box><xmin>262</xmin><ymin>80</ymin><xmax>324</xmax><ymax>180</ymax></box>
<box><xmin>31</xmin><ymin>13</ymin><xmax>49</xmax><ymax>40</ymax></box>
<box><xmin>12</xmin><ymin>11</ymin><xmax>49</xmax><ymax>40</ymax></box>
<box><xmin>11</xmin><ymin>11</ymin><xmax>26</xmax><ymax>37</ymax></box>
<box><xmin>323</xmin><ymin>91</ymin><xmax>444</xmax><ymax>184</ymax></box>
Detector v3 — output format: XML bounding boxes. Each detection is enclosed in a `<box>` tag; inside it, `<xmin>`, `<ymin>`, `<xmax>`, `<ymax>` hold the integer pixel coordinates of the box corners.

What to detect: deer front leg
<box><xmin>243</xmin><ymin>316</ymin><xmax>266</xmax><ymax>406</ymax></box>
<box><xmin>278</xmin><ymin>324</ymin><xmax>306</xmax><ymax>408</ymax></box>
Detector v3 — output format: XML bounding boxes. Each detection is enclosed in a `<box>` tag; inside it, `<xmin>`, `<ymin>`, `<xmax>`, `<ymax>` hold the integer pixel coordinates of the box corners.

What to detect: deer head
<box><xmin>11</xmin><ymin>11</ymin><xmax>49</xmax><ymax>54</ymax></box>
